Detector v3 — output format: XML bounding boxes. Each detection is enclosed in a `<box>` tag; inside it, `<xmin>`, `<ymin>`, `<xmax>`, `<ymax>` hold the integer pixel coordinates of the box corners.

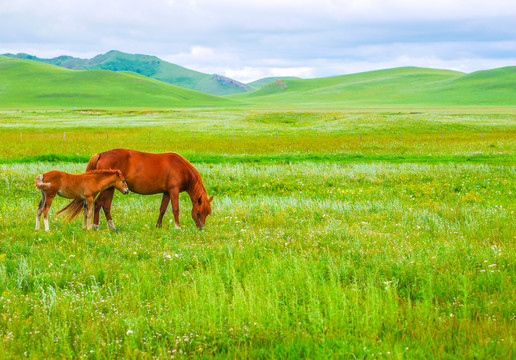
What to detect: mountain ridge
<box><xmin>2</xmin><ymin>50</ymin><xmax>252</xmax><ymax>96</ymax></box>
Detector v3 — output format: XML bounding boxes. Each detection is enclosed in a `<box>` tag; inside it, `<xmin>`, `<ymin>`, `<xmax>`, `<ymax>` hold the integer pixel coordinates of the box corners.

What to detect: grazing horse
<box><xmin>58</xmin><ymin>149</ymin><xmax>213</xmax><ymax>230</ymax></box>
<box><xmin>35</xmin><ymin>169</ymin><xmax>129</xmax><ymax>231</ymax></box>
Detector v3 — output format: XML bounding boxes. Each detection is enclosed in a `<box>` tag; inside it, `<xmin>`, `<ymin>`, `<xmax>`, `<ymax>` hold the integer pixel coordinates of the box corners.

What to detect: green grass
<box><xmin>0</xmin><ymin>56</ymin><xmax>236</xmax><ymax>108</ymax></box>
<box><xmin>0</xmin><ymin>161</ymin><xmax>514</xmax><ymax>358</ymax></box>
<box><xmin>0</xmin><ymin>109</ymin><xmax>514</xmax><ymax>358</ymax></box>
<box><xmin>0</xmin><ymin>109</ymin><xmax>514</xmax><ymax>163</ymax></box>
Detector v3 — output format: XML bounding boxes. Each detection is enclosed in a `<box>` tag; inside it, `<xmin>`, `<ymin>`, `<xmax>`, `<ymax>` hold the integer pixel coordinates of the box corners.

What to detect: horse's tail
<box><xmin>86</xmin><ymin>153</ymin><xmax>101</xmax><ymax>172</ymax></box>
<box><xmin>57</xmin><ymin>153</ymin><xmax>100</xmax><ymax>222</ymax></box>
<box><xmin>56</xmin><ymin>199</ymin><xmax>84</xmax><ymax>222</ymax></box>
<box><xmin>34</xmin><ymin>174</ymin><xmax>51</xmax><ymax>190</ymax></box>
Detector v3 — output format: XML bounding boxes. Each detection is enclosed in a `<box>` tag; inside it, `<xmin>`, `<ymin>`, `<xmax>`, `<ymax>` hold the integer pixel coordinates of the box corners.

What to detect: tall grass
<box><xmin>0</xmin><ymin>161</ymin><xmax>514</xmax><ymax>358</ymax></box>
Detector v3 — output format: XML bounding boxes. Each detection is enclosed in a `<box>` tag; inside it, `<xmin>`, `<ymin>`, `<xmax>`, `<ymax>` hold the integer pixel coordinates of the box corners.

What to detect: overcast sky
<box><xmin>1</xmin><ymin>0</ymin><xmax>515</xmax><ymax>82</ymax></box>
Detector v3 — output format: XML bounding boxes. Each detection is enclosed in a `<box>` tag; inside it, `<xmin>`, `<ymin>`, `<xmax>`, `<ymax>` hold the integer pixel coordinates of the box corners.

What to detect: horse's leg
<box><xmin>156</xmin><ymin>192</ymin><xmax>170</xmax><ymax>228</ymax></box>
<box><xmin>36</xmin><ymin>190</ymin><xmax>45</xmax><ymax>230</ymax></box>
<box><xmin>169</xmin><ymin>189</ymin><xmax>181</xmax><ymax>229</ymax></box>
<box><xmin>94</xmin><ymin>188</ymin><xmax>115</xmax><ymax>230</ymax></box>
<box><xmin>86</xmin><ymin>197</ymin><xmax>95</xmax><ymax>230</ymax></box>
<box><xmin>42</xmin><ymin>193</ymin><xmax>56</xmax><ymax>232</ymax></box>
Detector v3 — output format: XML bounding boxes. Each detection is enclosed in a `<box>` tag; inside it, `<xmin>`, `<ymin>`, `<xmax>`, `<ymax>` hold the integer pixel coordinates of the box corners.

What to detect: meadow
<box><xmin>0</xmin><ymin>108</ymin><xmax>515</xmax><ymax>359</ymax></box>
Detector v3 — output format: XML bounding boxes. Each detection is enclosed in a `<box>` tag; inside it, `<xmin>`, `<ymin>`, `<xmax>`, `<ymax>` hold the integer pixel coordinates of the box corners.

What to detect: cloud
<box><xmin>1</xmin><ymin>0</ymin><xmax>515</xmax><ymax>82</ymax></box>
<box><xmin>224</xmin><ymin>67</ymin><xmax>315</xmax><ymax>83</ymax></box>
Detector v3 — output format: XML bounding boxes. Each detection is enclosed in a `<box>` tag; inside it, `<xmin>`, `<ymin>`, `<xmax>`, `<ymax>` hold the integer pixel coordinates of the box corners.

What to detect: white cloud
<box><xmin>1</xmin><ymin>0</ymin><xmax>515</xmax><ymax>82</ymax></box>
<box><xmin>224</xmin><ymin>67</ymin><xmax>315</xmax><ymax>83</ymax></box>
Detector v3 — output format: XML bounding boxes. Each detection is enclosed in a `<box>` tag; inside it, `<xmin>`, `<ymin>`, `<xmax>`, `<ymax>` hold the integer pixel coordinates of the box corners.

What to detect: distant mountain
<box><xmin>231</xmin><ymin>66</ymin><xmax>516</xmax><ymax>106</ymax></box>
<box><xmin>3</xmin><ymin>51</ymin><xmax>252</xmax><ymax>96</ymax></box>
<box><xmin>0</xmin><ymin>55</ymin><xmax>236</xmax><ymax>108</ymax></box>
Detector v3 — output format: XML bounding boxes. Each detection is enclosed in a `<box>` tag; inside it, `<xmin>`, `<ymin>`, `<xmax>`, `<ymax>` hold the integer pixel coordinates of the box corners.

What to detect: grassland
<box><xmin>1</xmin><ymin>109</ymin><xmax>515</xmax><ymax>161</ymax></box>
<box><xmin>0</xmin><ymin>108</ymin><xmax>515</xmax><ymax>358</ymax></box>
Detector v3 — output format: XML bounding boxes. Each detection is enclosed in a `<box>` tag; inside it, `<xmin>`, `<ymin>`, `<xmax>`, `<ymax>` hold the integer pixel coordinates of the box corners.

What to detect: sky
<box><xmin>1</xmin><ymin>0</ymin><xmax>515</xmax><ymax>83</ymax></box>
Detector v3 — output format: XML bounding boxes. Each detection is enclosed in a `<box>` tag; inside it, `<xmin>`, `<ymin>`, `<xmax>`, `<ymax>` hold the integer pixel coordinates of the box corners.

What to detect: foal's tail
<box><xmin>34</xmin><ymin>174</ymin><xmax>51</xmax><ymax>190</ymax></box>
<box><xmin>35</xmin><ymin>174</ymin><xmax>48</xmax><ymax>210</ymax></box>
<box><xmin>57</xmin><ymin>153</ymin><xmax>101</xmax><ymax>222</ymax></box>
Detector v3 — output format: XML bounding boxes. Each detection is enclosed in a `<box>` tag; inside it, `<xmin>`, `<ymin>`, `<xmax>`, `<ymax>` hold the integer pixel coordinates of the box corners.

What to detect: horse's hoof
<box><xmin>107</xmin><ymin>220</ymin><xmax>116</xmax><ymax>230</ymax></box>
<box><xmin>93</xmin><ymin>225</ymin><xmax>99</xmax><ymax>230</ymax></box>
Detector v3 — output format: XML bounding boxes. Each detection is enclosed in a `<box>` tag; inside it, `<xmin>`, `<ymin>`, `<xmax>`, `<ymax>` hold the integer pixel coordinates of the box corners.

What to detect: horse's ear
<box><xmin>208</xmin><ymin>196</ymin><xmax>214</xmax><ymax>203</ymax></box>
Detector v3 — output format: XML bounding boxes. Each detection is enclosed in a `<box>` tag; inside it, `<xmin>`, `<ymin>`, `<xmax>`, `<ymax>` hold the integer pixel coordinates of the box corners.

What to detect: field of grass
<box><xmin>0</xmin><ymin>108</ymin><xmax>515</xmax><ymax>358</ymax></box>
<box><xmin>1</xmin><ymin>109</ymin><xmax>515</xmax><ymax>163</ymax></box>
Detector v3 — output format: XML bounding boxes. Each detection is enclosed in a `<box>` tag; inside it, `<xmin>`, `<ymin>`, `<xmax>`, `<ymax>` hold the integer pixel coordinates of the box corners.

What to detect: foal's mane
<box><xmin>86</xmin><ymin>169</ymin><xmax>120</xmax><ymax>175</ymax></box>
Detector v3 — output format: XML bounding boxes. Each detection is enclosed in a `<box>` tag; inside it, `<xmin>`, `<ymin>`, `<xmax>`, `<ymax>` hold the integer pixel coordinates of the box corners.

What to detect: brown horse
<box><xmin>58</xmin><ymin>149</ymin><xmax>213</xmax><ymax>230</ymax></box>
<box><xmin>35</xmin><ymin>169</ymin><xmax>129</xmax><ymax>231</ymax></box>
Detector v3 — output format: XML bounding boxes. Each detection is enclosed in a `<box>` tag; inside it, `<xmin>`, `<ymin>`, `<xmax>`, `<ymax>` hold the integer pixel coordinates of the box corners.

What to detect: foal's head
<box><xmin>113</xmin><ymin>170</ymin><xmax>129</xmax><ymax>195</ymax></box>
<box><xmin>192</xmin><ymin>194</ymin><xmax>213</xmax><ymax>230</ymax></box>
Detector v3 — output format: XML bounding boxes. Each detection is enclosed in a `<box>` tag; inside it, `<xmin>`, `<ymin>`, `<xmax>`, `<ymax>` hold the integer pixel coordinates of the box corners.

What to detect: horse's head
<box><xmin>192</xmin><ymin>194</ymin><xmax>213</xmax><ymax>229</ymax></box>
<box><xmin>113</xmin><ymin>170</ymin><xmax>129</xmax><ymax>195</ymax></box>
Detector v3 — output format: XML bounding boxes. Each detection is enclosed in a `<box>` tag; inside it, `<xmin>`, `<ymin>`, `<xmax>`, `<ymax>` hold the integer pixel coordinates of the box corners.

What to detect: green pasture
<box><xmin>0</xmin><ymin>109</ymin><xmax>515</xmax><ymax>358</ymax></box>
<box><xmin>0</xmin><ymin>109</ymin><xmax>515</xmax><ymax>163</ymax></box>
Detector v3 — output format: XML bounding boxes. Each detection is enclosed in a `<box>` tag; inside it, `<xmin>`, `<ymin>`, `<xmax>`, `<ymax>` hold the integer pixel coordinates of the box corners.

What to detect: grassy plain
<box><xmin>0</xmin><ymin>108</ymin><xmax>515</xmax><ymax>358</ymax></box>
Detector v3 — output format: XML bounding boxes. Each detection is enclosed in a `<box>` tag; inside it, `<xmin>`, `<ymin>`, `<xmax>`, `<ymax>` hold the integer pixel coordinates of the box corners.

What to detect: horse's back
<box><xmin>96</xmin><ymin>149</ymin><xmax>191</xmax><ymax>195</ymax></box>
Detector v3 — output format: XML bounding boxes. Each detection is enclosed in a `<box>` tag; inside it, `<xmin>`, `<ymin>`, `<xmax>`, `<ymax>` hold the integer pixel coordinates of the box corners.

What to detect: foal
<box><xmin>35</xmin><ymin>169</ymin><xmax>129</xmax><ymax>231</ymax></box>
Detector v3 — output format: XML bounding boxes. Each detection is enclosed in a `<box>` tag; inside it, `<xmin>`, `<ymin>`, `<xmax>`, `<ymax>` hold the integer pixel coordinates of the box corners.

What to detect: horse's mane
<box><xmin>175</xmin><ymin>154</ymin><xmax>207</xmax><ymax>199</ymax></box>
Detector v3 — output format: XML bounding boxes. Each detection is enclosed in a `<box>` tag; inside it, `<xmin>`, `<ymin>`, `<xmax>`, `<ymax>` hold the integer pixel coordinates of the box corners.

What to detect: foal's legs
<box><xmin>156</xmin><ymin>192</ymin><xmax>170</xmax><ymax>228</ymax></box>
<box><xmin>93</xmin><ymin>187</ymin><xmax>115</xmax><ymax>230</ymax></box>
<box><xmin>36</xmin><ymin>190</ymin><xmax>45</xmax><ymax>230</ymax></box>
<box><xmin>41</xmin><ymin>191</ymin><xmax>56</xmax><ymax>232</ymax></box>
<box><xmin>85</xmin><ymin>197</ymin><xmax>95</xmax><ymax>230</ymax></box>
<box><xmin>83</xmin><ymin>200</ymin><xmax>88</xmax><ymax>230</ymax></box>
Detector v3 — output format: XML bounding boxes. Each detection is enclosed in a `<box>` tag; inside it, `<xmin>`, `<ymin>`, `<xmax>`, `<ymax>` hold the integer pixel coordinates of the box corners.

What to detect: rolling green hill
<box><xmin>232</xmin><ymin>66</ymin><xmax>516</xmax><ymax>107</ymax></box>
<box><xmin>3</xmin><ymin>51</ymin><xmax>251</xmax><ymax>96</ymax></box>
<box><xmin>2</xmin><ymin>55</ymin><xmax>514</xmax><ymax>109</ymax></box>
<box><xmin>0</xmin><ymin>56</ymin><xmax>236</xmax><ymax>108</ymax></box>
